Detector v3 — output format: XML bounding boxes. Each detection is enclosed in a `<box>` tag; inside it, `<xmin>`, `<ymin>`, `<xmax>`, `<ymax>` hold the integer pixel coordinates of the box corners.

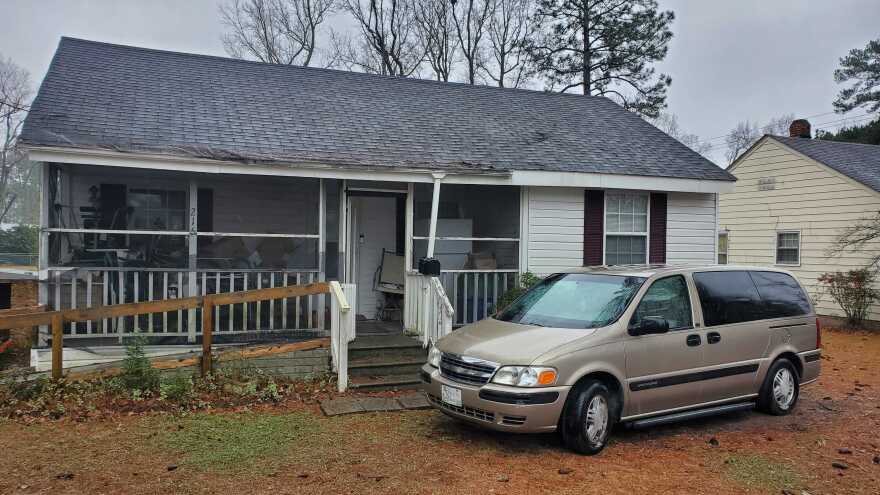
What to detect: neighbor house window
<box><xmin>717</xmin><ymin>232</ymin><xmax>728</xmax><ymax>264</ymax></box>
<box><xmin>605</xmin><ymin>192</ymin><xmax>648</xmax><ymax>265</ymax></box>
<box><xmin>776</xmin><ymin>231</ymin><xmax>800</xmax><ymax>265</ymax></box>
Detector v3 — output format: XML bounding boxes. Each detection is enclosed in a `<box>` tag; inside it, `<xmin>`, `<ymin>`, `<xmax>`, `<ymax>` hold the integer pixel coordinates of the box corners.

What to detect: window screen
<box><xmin>750</xmin><ymin>271</ymin><xmax>810</xmax><ymax>318</ymax></box>
<box><xmin>605</xmin><ymin>193</ymin><xmax>648</xmax><ymax>265</ymax></box>
<box><xmin>693</xmin><ymin>271</ymin><xmax>764</xmax><ymax>326</ymax></box>
<box><xmin>630</xmin><ymin>275</ymin><xmax>693</xmax><ymax>330</ymax></box>
<box><xmin>776</xmin><ymin>232</ymin><xmax>800</xmax><ymax>265</ymax></box>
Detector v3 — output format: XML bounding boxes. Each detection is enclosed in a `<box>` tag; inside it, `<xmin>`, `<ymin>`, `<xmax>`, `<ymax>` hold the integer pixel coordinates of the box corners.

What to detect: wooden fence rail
<box><xmin>0</xmin><ymin>282</ymin><xmax>349</xmax><ymax>381</ymax></box>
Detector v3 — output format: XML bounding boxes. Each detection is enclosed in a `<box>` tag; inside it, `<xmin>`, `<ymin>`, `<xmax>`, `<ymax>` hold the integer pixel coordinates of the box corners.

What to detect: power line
<box><xmin>699</xmin><ymin>112</ymin><xmax>877</xmax><ymax>153</ymax></box>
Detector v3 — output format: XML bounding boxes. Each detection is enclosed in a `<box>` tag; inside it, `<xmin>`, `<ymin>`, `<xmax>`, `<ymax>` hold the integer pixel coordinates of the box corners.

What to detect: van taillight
<box><xmin>815</xmin><ymin>318</ymin><xmax>822</xmax><ymax>349</ymax></box>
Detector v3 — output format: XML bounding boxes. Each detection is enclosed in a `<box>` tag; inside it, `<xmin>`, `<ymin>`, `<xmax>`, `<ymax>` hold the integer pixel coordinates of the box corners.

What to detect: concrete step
<box><xmin>349</xmin><ymin>375</ymin><xmax>423</xmax><ymax>392</ymax></box>
<box><xmin>348</xmin><ymin>357</ymin><xmax>425</xmax><ymax>377</ymax></box>
<box><xmin>349</xmin><ymin>335</ymin><xmax>426</xmax><ymax>361</ymax></box>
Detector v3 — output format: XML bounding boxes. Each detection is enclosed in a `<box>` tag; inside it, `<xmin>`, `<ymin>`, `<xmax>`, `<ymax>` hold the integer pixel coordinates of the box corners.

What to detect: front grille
<box><xmin>439</xmin><ymin>353</ymin><xmax>499</xmax><ymax>385</ymax></box>
<box><xmin>428</xmin><ymin>394</ymin><xmax>495</xmax><ymax>423</ymax></box>
<box><xmin>502</xmin><ymin>415</ymin><xmax>527</xmax><ymax>426</ymax></box>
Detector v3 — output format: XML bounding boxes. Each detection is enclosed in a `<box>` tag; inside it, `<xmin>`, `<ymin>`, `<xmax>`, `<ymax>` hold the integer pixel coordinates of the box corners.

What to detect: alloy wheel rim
<box><xmin>584</xmin><ymin>395</ymin><xmax>609</xmax><ymax>444</ymax></box>
<box><xmin>772</xmin><ymin>368</ymin><xmax>795</xmax><ymax>409</ymax></box>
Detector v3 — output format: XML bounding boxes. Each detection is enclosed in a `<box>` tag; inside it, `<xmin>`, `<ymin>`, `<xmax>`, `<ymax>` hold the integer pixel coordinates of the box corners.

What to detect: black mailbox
<box><xmin>418</xmin><ymin>257</ymin><xmax>441</xmax><ymax>276</ymax></box>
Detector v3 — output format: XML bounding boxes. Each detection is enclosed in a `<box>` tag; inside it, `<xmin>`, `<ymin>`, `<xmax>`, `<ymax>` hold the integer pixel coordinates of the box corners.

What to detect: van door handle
<box><xmin>707</xmin><ymin>332</ymin><xmax>721</xmax><ymax>344</ymax></box>
<box><xmin>686</xmin><ymin>334</ymin><xmax>701</xmax><ymax>347</ymax></box>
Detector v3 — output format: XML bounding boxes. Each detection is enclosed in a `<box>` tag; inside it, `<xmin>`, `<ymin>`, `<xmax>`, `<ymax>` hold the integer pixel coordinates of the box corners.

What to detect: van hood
<box><xmin>435</xmin><ymin>318</ymin><xmax>596</xmax><ymax>365</ymax></box>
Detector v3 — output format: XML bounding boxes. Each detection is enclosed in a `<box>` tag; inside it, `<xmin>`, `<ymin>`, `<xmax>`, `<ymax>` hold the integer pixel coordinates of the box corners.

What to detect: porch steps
<box><xmin>348</xmin><ymin>334</ymin><xmax>426</xmax><ymax>392</ymax></box>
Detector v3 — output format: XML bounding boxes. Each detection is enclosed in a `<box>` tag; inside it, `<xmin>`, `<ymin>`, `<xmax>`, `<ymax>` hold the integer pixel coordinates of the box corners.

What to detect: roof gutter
<box><xmin>25</xmin><ymin>145</ymin><xmax>736</xmax><ymax>193</ymax></box>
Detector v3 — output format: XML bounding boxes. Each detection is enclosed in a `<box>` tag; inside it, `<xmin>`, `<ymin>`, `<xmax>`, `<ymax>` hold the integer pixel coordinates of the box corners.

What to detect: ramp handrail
<box><xmin>0</xmin><ymin>283</ymin><xmax>335</xmax><ymax>381</ymax></box>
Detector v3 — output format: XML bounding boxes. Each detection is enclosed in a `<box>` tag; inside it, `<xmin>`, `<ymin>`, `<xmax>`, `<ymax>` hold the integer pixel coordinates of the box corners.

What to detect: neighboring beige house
<box><xmin>719</xmin><ymin>119</ymin><xmax>880</xmax><ymax>320</ymax></box>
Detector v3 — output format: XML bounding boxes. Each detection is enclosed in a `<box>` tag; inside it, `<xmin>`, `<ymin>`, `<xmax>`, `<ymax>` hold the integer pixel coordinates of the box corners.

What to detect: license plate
<box><xmin>441</xmin><ymin>384</ymin><xmax>462</xmax><ymax>407</ymax></box>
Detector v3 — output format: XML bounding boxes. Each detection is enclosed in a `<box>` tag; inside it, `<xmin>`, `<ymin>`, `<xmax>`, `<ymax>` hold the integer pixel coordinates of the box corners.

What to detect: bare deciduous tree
<box><xmin>650</xmin><ymin>113</ymin><xmax>712</xmax><ymax>156</ymax></box>
<box><xmin>413</xmin><ymin>0</ymin><xmax>457</xmax><ymax>81</ymax></box>
<box><xmin>724</xmin><ymin>121</ymin><xmax>760</xmax><ymax>164</ymax></box>
<box><xmin>333</xmin><ymin>0</ymin><xmax>424</xmax><ymax>76</ymax></box>
<box><xmin>724</xmin><ymin>113</ymin><xmax>796</xmax><ymax>164</ymax></box>
<box><xmin>481</xmin><ymin>0</ymin><xmax>536</xmax><ymax>88</ymax></box>
<box><xmin>452</xmin><ymin>0</ymin><xmax>494</xmax><ymax>84</ymax></box>
<box><xmin>0</xmin><ymin>55</ymin><xmax>33</xmax><ymax>224</ymax></box>
<box><xmin>219</xmin><ymin>0</ymin><xmax>336</xmax><ymax>66</ymax></box>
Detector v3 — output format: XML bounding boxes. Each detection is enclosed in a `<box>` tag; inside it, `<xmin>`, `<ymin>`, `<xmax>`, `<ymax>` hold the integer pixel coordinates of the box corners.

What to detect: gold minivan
<box><xmin>421</xmin><ymin>265</ymin><xmax>821</xmax><ymax>454</ymax></box>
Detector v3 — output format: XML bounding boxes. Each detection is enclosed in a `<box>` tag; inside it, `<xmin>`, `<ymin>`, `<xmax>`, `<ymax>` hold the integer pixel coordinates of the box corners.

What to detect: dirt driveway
<box><xmin>1</xmin><ymin>328</ymin><xmax>878</xmax><ymax>495</ymax></box>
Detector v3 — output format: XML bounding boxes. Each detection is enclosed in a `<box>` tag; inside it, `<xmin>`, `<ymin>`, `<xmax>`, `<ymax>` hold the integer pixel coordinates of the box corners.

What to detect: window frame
<box><xmin>603</xmin><ymin>191</ymin><xmax>650</xmax><ymax>266</ymax></box>
<box><xmin>629</xmin><ymin>274</ymin><xmax>695</xmax><ymax>332</ymax></box>
<box><xmin>717</xmin><ymin>231</ymin><xmax>729</xmax><ymax>265</ymax></box>
<box><xmin>775</xmin><ymin>230</ymin><xmax>801</xmax><ymax>267</ymax></box>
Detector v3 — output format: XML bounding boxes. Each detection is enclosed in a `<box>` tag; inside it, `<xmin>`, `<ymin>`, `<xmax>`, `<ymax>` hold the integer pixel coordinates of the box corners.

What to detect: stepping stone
<box><xmin>320</xmin><ymin>397</ymin><xmax>403</xmax><ymax>416</ymax></box>
<box><xmin>358</xmin><ymin>397</ymin><xmax>404</xmax><ymax>412</ymax></box>
<box><xmin>397</xmin><ymin>392</ymin><xmax>431</xmax><ymax>410</ymax></box>
<box><xmin>320</xmin><ymin>398</ymin><xmax>366</xmax><ymax>416</ymax></box>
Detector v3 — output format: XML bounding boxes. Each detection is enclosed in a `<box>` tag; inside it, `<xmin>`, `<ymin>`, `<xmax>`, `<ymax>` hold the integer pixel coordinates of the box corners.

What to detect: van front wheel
<box><xmin>758</xmin><ymin>358</ymin><xmax>800</xmax><ymax>415</ymax></box>
<box><xmin>561</xmin><ymin>380</ymin><xmax>615</xmax><ymax>455</ymax></box>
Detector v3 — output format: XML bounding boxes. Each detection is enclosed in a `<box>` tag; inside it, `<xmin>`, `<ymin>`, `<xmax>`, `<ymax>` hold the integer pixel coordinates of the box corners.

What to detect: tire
<box><xmin>560</xmin><ymin>379</ymin><xmax>616</xmax><ymax>455</ymax></box>
<box><xmin>757</xmin><ymin>358</ymin><xmax>800</xmax><ymax>415</ymax></box>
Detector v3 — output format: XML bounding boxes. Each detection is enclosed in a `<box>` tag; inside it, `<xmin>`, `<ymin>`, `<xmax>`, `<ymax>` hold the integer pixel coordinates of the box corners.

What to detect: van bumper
<box><xmin>798</xmin><ymin>350</ymin><xmax>821</xmax><ymax>384</ymax></box>
<box><xmin>420</xmin><ymin>364</ymin><xmax>570</xmax><ymax>433</ymax></box>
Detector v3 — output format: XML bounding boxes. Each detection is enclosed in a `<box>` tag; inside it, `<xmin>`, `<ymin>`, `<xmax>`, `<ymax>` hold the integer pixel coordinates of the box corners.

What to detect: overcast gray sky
<box><xmin>3</xmin><ymin>0</ymin><xmax>879</xmax><ymax>164</ymax></box>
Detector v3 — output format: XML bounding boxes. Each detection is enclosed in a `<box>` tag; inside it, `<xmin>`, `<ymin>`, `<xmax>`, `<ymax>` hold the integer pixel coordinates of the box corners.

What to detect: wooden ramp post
<box><xmin>201</xmin><ymin>297</ymin><xmax>214</xmax><ymax>376</ymax></box>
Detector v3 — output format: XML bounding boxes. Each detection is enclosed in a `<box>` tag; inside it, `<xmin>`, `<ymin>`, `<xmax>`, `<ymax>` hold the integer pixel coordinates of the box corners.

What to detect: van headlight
<box><xmin>428</xmin><ymin>346</ymin><xmax>442</xmax><ymax>368</ymax></box>
<box><xmin>491</xmin><ymin>366</ymin><xmax>557</xmax><ymax>387</ymax></box>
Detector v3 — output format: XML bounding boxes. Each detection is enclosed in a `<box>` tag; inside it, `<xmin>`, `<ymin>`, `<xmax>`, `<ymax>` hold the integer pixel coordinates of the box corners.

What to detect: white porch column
<box><xmin>37</xmin><ymin>162</ymin><xmax>51</xmax><ymax>346</ymax></box>
<box><xmin>187</xmin><ymin>179</ymin><xmax>198</xmax><ymax>343</ymax></box>
<box><xmin>317</xmin><ymin>178</ymin><xmax>326</xmax><ymax>330</ymax></box>
<box><xmin>426</xmin><ymin>173</ymin><xmax>445</xmax><ymax>258</ymax></box>
<box><xmin>338</xmin><ymin>180</ymin><xmax>347</xmax><ymax>283</ymax></box>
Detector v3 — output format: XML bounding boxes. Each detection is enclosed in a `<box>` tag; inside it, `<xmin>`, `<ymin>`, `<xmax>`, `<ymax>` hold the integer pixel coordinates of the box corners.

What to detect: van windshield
<box><xmin>496</xmin><ymin>273</ymin><xmax>646</xmax><ymax>329</ymax></box>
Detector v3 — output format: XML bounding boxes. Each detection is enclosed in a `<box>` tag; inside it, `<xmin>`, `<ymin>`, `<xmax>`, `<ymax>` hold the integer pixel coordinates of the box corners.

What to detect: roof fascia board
<box><xmin>28</xmin><ymin>146</ymin><xmax>734</xmax><ymax>193</ymax></box>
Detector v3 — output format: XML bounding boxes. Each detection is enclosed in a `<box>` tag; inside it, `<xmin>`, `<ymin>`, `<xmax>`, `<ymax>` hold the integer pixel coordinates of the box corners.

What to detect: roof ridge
<box><xmin>58</xmin><ymin>36</ymin><xmax>610</xmax><ymax>102</ymax></box>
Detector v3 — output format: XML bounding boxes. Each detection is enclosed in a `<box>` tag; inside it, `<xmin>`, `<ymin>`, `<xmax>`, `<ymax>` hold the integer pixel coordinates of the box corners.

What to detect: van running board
<box><xmin>628</xmin><ymin>401</ymin><xmax>755</xmax><ymax>429</ymax></box>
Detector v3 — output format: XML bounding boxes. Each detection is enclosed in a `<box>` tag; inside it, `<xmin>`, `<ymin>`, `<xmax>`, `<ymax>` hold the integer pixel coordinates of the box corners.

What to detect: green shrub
<box><xmin>495</xmin><ymin>272</ymin><xmax>541</xmax><ymax>313</ymax></box>
<box><xmin>160</xmin><ymin>373</ymin><xmax>195</xmax><ymax>403</ymax></box>
<box><xmin>119</xmin><ymin>335</ymin><xmax>160</xmax><ymax>394</ymax></box>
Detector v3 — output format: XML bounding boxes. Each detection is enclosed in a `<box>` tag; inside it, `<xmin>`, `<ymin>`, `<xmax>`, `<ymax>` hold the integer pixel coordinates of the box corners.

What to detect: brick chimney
<box><xmin>789</xmin><ymin>119</ymin><xmax>811</xmax><ymax>138</ymax></box>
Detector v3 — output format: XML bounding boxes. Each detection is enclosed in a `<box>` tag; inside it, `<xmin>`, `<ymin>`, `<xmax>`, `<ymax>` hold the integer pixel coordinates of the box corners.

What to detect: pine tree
<box><xmin>526</xmin><ymin>0</ymin><xmax>673</xmax><ymax>117</ymax></box>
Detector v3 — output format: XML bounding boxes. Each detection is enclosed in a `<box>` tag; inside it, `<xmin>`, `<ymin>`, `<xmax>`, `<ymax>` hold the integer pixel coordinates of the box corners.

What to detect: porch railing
<box><xmin>0</xmin><ymin>281</ymin><xmax>351</xmax><ymax>385</ymax></box>
<box><xmin>404</xmin><ymin>271</ymin><xmax>454</xmax><ymax>347</ymax></box>
<box><xmin>437</xmin><ymin>270</ymin><xmax>518</xmax><ymax>326</ymax></box>
<box><xmin>46</xmin><ymin>268</ymin><xmax>323</xmax><ymax>340</ymax></box>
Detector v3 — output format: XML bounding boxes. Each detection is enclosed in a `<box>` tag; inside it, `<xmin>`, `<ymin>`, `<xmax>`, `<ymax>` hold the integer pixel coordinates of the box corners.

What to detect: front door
<box><xmin>624</xmin><ymin>275</ymin><xmax>704</xmax><ymax>416</ymax></box>
<box><xmin>350</xmin><ymin>195</ymin><xmax>398</xmax><ymax>320</ymax></box>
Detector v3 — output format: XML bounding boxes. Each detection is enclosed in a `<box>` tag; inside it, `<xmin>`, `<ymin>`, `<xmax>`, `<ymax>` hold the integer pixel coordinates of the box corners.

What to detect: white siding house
<box><xmin>21</xmin><ymin>37</ymin><xmax>736</xmax><ymax>349</ymax></box>
<box><xmin>720</xmin><ymin>124</ymin><xmax>880</xmax><ymax>320</ymax></box>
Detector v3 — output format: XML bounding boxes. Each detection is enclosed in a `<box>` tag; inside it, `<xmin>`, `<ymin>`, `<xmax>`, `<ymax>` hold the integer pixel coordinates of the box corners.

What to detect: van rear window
<box><xmin>694</xmin><ymin>271</ymin><xmax>810</xmax><ymax>327</ymax></box>
<box><xmin>693</xmin><ymin>271</ymin><xmax>764</xmax><ymax>326</ymax></box>
<box><xmin>750</xmin><ymin>271</ymin><xmax>811</xmax><ymax>318</ymax></box>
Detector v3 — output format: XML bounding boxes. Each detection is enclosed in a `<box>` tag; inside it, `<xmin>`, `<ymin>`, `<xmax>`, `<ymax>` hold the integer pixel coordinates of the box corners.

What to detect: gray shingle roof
<box><xmin>774</xmin><ymin>136</ymin><xmax>880</xmax><ymax>192</ymax></box>
<box><xmin>21</xmin><ymin>37</ymin><xmax>734</xmax><ymax>181</ymax></box>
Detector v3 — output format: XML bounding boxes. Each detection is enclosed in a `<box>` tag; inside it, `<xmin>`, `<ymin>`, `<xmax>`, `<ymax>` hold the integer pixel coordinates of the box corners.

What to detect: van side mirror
<box><xmin>628</xmin><ymin>316</ymin><xmax>670</xmax><ymax>336</ymax></box>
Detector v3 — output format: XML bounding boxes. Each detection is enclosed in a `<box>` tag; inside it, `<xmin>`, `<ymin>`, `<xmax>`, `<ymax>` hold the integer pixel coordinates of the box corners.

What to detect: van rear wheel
<box><xmin>758</xmin><ymin>358</ymin><xmax>800</xmax><ymax>415</ymax></box>
<box><xmin>561</xmin><ymin>379</ymin><xmax>615</xmax><ymax>455</ymax></box>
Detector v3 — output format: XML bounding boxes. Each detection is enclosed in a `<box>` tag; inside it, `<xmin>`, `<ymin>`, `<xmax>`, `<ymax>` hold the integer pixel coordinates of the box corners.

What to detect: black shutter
<box><xmin>584</xmin><ymin>190</ymin><xmax>604</xmax><ymax>266</ymax></box>
<box><xmin>649</xmin><ymin>193</ymin><xmax>667</xmax><ymax>264</ymax></box>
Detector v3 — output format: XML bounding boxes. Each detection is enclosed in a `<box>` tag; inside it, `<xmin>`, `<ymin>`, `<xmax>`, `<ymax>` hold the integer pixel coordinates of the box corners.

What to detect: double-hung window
<box><xmin>776</xmin><ymin>231</ymin><xmax>800</xmax><ymax>265</ymax></box>
<box><xmin>605</xmin><ymin>192</ymin><xmax>648</xmax><ymax>265</ymax></box>
<box><xmin>717</xmin><ymin>232</ymin><xmax>729</xmax><ymax>264</ymax></box>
